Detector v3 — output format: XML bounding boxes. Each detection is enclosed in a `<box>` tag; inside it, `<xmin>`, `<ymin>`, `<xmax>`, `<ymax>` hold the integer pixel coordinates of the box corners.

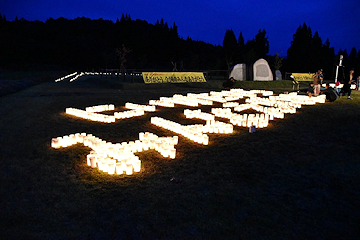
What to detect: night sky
<box><xmin>1</xmin><ymin>0</ymin><xmax>360</xmax><ymax>55</ymax></box>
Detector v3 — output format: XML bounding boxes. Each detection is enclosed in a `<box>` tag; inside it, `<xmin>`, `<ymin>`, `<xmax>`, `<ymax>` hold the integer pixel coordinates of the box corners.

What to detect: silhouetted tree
<box><xmin>253</xmin><ymin>29</ymin><xmax>269</xmax><ymax>59</ymax></box>
<box><xmin>222</xmin><ymin>29</ymin><xmax>237</xmax><ymax>69</ymax></box>
<box><xmin>241</xmin><ymin>29</ymin><xmax>270</xmax><ymax>65</ymax></box>
<box><xmin>348</xmin><ymin>47</ymin><xmax>357</xmax><ymax>69</ymax></box>
<box><xmin>1</xmin><ymin>16</ymin><xmax>358</xmax><ymax>74</ymax></box>
<box><xmin>237</xmin><ymin>31</ymin><xmax>245</xmax><ymax>63</ymax></box>
<box><xmin>116</xmin><ymin>44</ymin><xmax>131</xmax><ymax>73</ymax></box>
<box><xmin>286</xmin><ymin>23</ymin><xmax>313</xmax><ymax>72</ymax></box>
<box><xmin>311</xmin><ymin>31</ymin><xmax>323</xmax><ymax>69</ymax></box>
<box><xmin>356</xmin><ymin>50</ymin><xmax>360</xmax><ymax>74</ymax></box>
<box><xmin>273</xmin><ymin>52</ymin><xmax>283</xmax><ymax>70</ymax></box>
<box><xmin>319</xmin><ymin>38</ymin><xmax>335</xmax><ymax>79</ymax></box>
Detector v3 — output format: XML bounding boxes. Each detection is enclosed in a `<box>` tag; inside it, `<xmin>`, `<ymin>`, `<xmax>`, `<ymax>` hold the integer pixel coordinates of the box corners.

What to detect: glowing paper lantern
<box><xmin>116</xmin><ymin>162</ymin><xmax>124</xmax><ymax>175</ymax></box>
<box><xmin>108</xmin><ymin>160</ymin><xmax>116</xmax><ymax>175</ymax></box>
<box><xmin>133</xmin><ymin>157</ymin><xmax>141</xmax><ymax>172</ymax></box>
<box><xmin>125</xmin><ymin>160</ymin><xmax>133</xmax><ymax>175</ymax></box>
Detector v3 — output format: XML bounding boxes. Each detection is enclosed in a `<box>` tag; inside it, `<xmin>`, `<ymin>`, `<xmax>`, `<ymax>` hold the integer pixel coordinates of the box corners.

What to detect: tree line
<box><xmin>0</xmin><ymin>14</ymin><xmax>359</xmax><ymax>80</ymax></box>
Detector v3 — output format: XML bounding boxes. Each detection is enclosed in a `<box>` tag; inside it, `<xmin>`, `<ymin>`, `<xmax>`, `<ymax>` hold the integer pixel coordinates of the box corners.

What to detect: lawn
<box><xmin>0</xmin><ymin>76</ymin><xmax>359</xmax><ymax>239</ymax></box>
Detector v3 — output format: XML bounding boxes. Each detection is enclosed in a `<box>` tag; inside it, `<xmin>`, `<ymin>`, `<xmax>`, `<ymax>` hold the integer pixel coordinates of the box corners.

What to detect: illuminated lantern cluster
<box><xmin>208</xmin><ymin>107</ymin><xmax>271</xmax><ymax>129</ymax></box>
<box><xmin>186</xmin><ymin>93</ymin><xmax>214</xmax><ymax>105</ymax></box>
<box><xmin>86</xmin><ymin>104</ymin><xmax>115</xmax><ymax>112</ymax></box>
<box><xmin>211</xmin><ymin>108</ymin><xmax>234</xmax><ymax>119</ymax></box>
<box><xmin>84</xmin><ymin>72</ymin><xmax>101</xmax><ymax>76</ymax></box>
<box><xmin>221</xmin><ymin>89</ymin><xmax>257</xmax><ymax>99</ymax></box>
<box><xmin>223</xmin><ymin>102</ymin><xmax>240</xmax><ymax>108</ymax></box>
<box><xmin>65</xmin><ymin>107</ymin><xmax>116</xmax><ymax>123</ymax></box>
<box><xmin>252</xmin><ymin>105</ymin><xmax>284</xmax><ymax>119</ymax></box>
<box><xmin>125</xmin><ymin>102</ymin><xmax>156</xmax><ymax>112</ymax></box>
<box><xmin>199</xmin><ymin>120</ymin><xmax>233</xmax><ymax>134</ymax></box>
<box><xmin>55</xmin><ymin>87</ymin><xmax>331</xmax><ymax>177</ymax></box>
<box><xmin>199</xmin><ymin>94</ymin><xmax>227</xmax><ymax>103</ymax></box>
<box><xmin>186</xmin><ymin>92</ymin><xmax>210</xmax><ymax>98</ymax></box>
<box><xmin>322</xmin><ymin>83</ymin><xmax>355</xmax><ymax>90</ymax></box>
<box><xmin>171</xmin><ymin>94</ymin><xmax>199</xmax><ymax>107</ymax></box>
<box><xmin>233</xmin><ymin>103</ymin><xmax>254</xmax><ymax>112</ymax></box>
<box><xmin>55</xmin><ymin>72</ymin><xmax>144</xmax><ymax>83</ymax></box>
<box><xmin>192</xmin><ymin>97</ymin><xmax>214</xmax><ymax>106</ymax></box>
<box><xmin>55</xmin><ymin>72</ymin><xmax>85</xmax><ymax>82</ymax></box>
<box><xmin>184</xmin><ymin>109</ymin><xmax>215</xmax><ymax>121</ymax></box>
<box><xmin>149</xmin><ymin>93</ymin><xmax>214</xmax><ymax>108</ymax></box>
<box><xmin>149</xmin><ymin>99</ymin><xmax>175</xmax><ymax>108</ymax></box>
<box><xmin>55</xmin><ymin>72</ymin><xmax>78</xmax><ymax>82</ymax></box>
<box><xmin>51</xmin><ymin>133</ymin><xmax>84</xmax><ymax>148</ymax></box>
<box><xmin>66</xmin><ymin>103</ymin><xmax>147</xmax><ymax>122</ymax></box>
<box><xmin>224</xmin><ymin>96</ymin><xmax>243</xmax><ymax>101</ymax></box>
<box><xmin>270</xmin><ymin>93</ymin><xmax>326</xmax><ymax>105</ymax></box>
<box><xmin>248</xmin><ymin>89</ymin><xmax>274</xmax><ymax>96</ymax></box>
<box><xmin>244</xmin><ymin>95</ymin><xmax>299</xmax><ymax>110</ymax></box>
<box><xmin>183</xmin><ymin>120</ymin><xmax>233</xmax><ymax>135</ymax></box>
<box><xmin>313</xmin><ymin>95</ymin><xmax>326</xmax><ymax>104</ymax></box>
<box><xmin>151</xmin><ymin>117</ymin><xmax>209</xmax><ymax>145</ymax></box>
<box><xmin>51</xmin><ymin>132</ymin><xmax>178</xmax><ymax>175</ymax></box>
<box><xmin>114</xmin><ymin>109</ymin><xmax>145</xmax><ymax>119</ymax></box>
<box><xmin>139</xmin><ymin>132</ymin><xmax>178</xmax><ymax>159</ymax></box>
<box><xmin>245</xmin><ymin>96</ymin><xmax>276</xmax><ymax>107</ymax></box>
<box><xmin>69</xmin><ymin>72</ymin><xmax>85</xmax><ymax>82</ymax></box>
<box><xmin>230</xmin><ymin>113</ymin><xmax>270</xmax><ymax>128</ymax></box>
<box><xmin>276</xmin><ymin>105</ymin><xmax>297</xmax><ymax>114</ymax></box>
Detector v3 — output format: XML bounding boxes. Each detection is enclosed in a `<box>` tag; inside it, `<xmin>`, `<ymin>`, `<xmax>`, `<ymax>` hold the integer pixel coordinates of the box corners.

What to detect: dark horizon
<box><xmin>1</xmin><ymin>0</ymin><xmax>360</xmax><ymax>56</ymax></box>
<box><xmin>4</xmin><ymin>14</ymin><xmax>356</xmax><ymax>78</ymax></box>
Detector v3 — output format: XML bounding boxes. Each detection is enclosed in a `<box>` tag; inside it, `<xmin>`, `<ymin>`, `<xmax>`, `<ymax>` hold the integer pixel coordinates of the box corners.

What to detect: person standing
<box><xmin>313</xmin><ymin>69</ymin><xmax>323</xmax><ymax>96</ymax></box>
<box><xmin>341</xmin><ymin>68</ymin><xmax>354</xmax><ymax>99</ymax></box>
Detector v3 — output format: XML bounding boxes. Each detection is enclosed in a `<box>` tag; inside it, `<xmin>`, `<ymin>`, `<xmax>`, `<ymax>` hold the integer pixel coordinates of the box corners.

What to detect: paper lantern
<box><xmin>108</xmin><ymin>160</ymin><xmax>116</xmax><ymax>175</ymax></box>
<box><xmin>51</xmin><ymin>138</ymin><xmax>61</xmax><ymax>149</ymax></box>
<box><xmin>125</xmin><ymin>160</ymin><xmax>133</xmax><ymax>175</ymax></box>
<box><xmin>133</xmin><ymin>158</ymin><xmax>141</xmax><ymax>172</ymax></box>
<box><xmin>87</xmin><ymin>154</ymin><xmax>95</xmax><ymax>167</ymax></box>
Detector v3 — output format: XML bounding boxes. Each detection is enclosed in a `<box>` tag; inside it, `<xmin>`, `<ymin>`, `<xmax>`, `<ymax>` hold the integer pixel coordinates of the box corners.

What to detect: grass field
<box><xmin>0</xmin><ymin>76</ymin><xmax>359</xmax><ymax>239</ymax></box>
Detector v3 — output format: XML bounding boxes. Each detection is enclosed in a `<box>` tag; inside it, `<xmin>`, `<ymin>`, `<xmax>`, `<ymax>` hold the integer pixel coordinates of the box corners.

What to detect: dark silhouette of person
<box><xmin>321</xmin><ymin>83</ymin><xmax>338</xmax><ymax>102</ymax></box>
<box><xmin>223</xmin><ymin>77</ymin><xmax>235</xmax><ymax>89</ymax></box>
<box><xmin>340</xmin><ymin>68</ymin><xmax>354</xmax><ymax>99</ymax></box>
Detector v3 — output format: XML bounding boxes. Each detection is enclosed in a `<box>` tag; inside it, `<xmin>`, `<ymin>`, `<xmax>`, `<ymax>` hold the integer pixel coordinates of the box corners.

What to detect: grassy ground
<box><xmin>0</xmin><ymin>70</ymin><xmax>68</xmax><ymax>97</ymax></box>
<box><xmin>0</xmin><ymin>76</ymin><xmax>359</xmax><ymax>239</ymax></box>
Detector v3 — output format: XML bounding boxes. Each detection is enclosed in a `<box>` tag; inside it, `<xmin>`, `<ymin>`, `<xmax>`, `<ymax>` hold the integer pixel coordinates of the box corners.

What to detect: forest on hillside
<box><xmin>1</xmin><ymin>14</ymin><xmax>359</xmax><ymax>80</ymax></box>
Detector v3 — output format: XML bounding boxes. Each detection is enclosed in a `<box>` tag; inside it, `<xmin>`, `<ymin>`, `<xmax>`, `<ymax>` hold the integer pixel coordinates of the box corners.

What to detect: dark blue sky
<box><xmin>1</xmin><ymin>0</ymin><xmax>360</xmax><ymax>56</ymax></box>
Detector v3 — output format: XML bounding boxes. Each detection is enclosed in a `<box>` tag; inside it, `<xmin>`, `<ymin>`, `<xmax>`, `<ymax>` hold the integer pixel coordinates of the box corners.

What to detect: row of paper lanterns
<box><xmin>51</xmin><ymin>132</ymin><xmax>178</xmax><ymax>175</ymax></box>
<box><xmin>54</xmin><ymin>72</ymin><xmax>143</xmax><ymax>83</ymax></box>
<box><xmin>322</xmin><ymin>83</ymin><xmax>356</xmax><ymax>90</ymax></box>
<box><xmin>55</xmin><ymin>72</ymin><xmax>78</xmax><ymax>82</ymax></box>
<box><xmin>151</xmin><ymin>117</ymin><xmax>210</xmax><ymax>145</ymax></box>
<box><xmin>65</xmin><ymin>104</ymin><xmax>151</xmax><ymax>123</ymax></box>
<box><xmin>65</xmin><ymin>107</ymin><xmax>116</xmax><ymax>123</ymax></box>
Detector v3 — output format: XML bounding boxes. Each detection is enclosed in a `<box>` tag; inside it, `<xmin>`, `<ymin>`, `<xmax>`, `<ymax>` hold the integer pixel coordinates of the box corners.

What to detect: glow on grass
<box><xmin>184</xmin><ymin>109</ymin><xmax>215</xmax><ymax>121</ymax></box>
<box><xmin>125</xmin><ymin>102</ymin><xmax>156</xmax><ymax>112</ymax></box>
<box><xmin>65</xmin><ymin>104</ymin><xmax>146</xmax><ymax>123</ymax></box>
<box><xmin>54</xmin><ymin>88</ymin><xmax>329</xmax><ymax>175</ymax></box>
<box><xmin>65</xmin><ymin>108</ymin><xmax>116</xmax><ymax>123</ymax></box>
<box><xmin>51</xmin><ymin>132</ymin><xmax>178</xmax><ymax>175</ymax></box>
<box><xmin>151</xmin><ymin>117</ymin><xmax>209</xmax><ymax>145</ymax></box>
